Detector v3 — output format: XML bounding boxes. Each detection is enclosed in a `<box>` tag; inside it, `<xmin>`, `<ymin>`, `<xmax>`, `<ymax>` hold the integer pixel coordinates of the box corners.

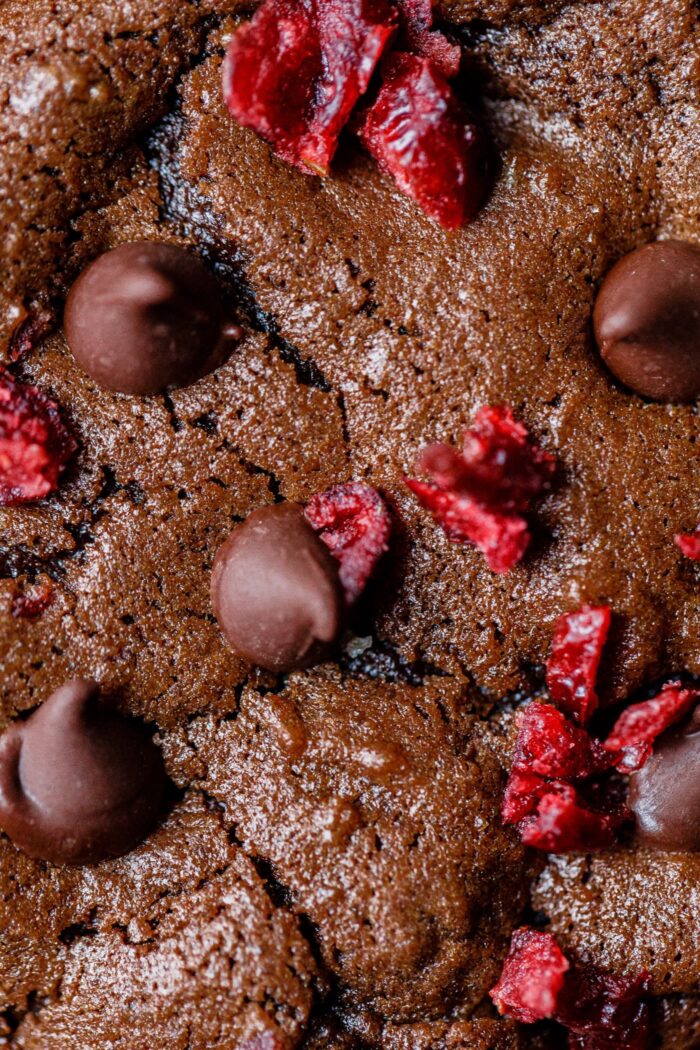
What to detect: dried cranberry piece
<box><xmin>546</xmin><ymin>606</ymin><xmax>612</xmax><ymax>726</ymax></box>
<box><xmin>492</xmin><ymin>928</ymin><xmax>651</xmax><ymax>1050</ymax></box>
<box><xmin>518</xmin><ymin>785</ymin><xmax>623</xmax><ymax>853</ymax></box>
<box><xmin>11</xmin><ymin>577</ymin><xmax>54</xmax><ymax>619</ymax></box>
<box><xmin>0</xmin><ymin>369</ymin><xmax>76</xmax><ymax>506</ymax></box>
<box><xmin>675</xmin><ymin>528</ymin><xmax>700</xmax><ymax>560</ymax></box>
<box><xmin>502</xmin><ymin>770</ymin><xmax>570</xmax><ymax>825</ymax></box>
<box><xmin>603</xmin><ymin>680</ymin><xmax>700</xmax><ymax>774</ymax></box>
<box><xmin>394</xmin><ymin>0</ymin><xmax>461</xmax><ymax>77</ymax></box>
<box><xmin>223</xmin><ymin>0</ymin><xmax>396</xmax><ymax>176</ymax></box>
<box><xmin>559</xmin><ymin>968</ymin><xmax>652</xmax><ymax>1050</ymax></box>
<box><xmin>512</xmin><ymin>703</ymin><xmax>610</xmax><ymax>781</ymax></box>
<box><xmin>406</xmin><ymin>406</ymin><xmax>555</xmax><ymax>572</ymax></box>
<box><xmin>357</xmin><ymin>52</ymin><xmax>488</xmax><ymax>228</ymax></box>
<box><xmin>490</xmin><ymin>928</ymin><xmax>570</xmax><ymax>1024</ymax></box>
<box><xmin>305</xmin><ymin>481</ymin><xmax>391</xmax><ymax>603</ymax></box>
<box><xmin>405</xmin><ymin>480</ymin><xmax>530</xmax><ymax>573</ymax></box>
<box><xmin>9</xmin><ymin>303</ymin><xmax>54</xmax><ymax>362</ymax></box>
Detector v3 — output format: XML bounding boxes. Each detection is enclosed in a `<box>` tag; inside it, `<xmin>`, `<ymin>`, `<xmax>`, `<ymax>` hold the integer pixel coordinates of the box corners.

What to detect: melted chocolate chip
<box><xmin>64</xmin><ymin>242</ymin><xmax>242</xmax><ymax>395</ymax></box>
<box><xmin>0</xmin><ymin>679</ymin><xmax>169</xmax><ymax>865</ymax></box>
<box><xmin>211</xmin><ymin>503</ymin><xmax>344</xmax><ymax>673</ymax></box>
<box><xmin>628</xmin><ymin>707</ymin><xmax>700</xmax><ymax>851</ymax></box>
<box><xmin>593</xmin><ymin>240</ymin><xmax>700</xmax><ymax>402</ymax></box>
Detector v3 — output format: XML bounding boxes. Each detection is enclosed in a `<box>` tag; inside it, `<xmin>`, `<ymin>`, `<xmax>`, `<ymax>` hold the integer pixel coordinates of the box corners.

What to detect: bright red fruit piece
<box><xmin>518</xmin><ymin>786</ymin><xmax>622</xmax><ymax>853</ymax></box>
<box><xmin>0</xmin><ymin>369</ymin><xmax>76</xmax><ymax>505</ymax></box>
<box><xmin>406</xmin><ymin>406</ymin><xmax>555</xmax><ymax>572</ymax></box>
<box><xmin>512</xmin><ymin>703</ymin><xmax>609</xmax><ymax>781</ymax></box>
<box><xmin>394</xmin><ymin>0</ymin><xmax>461</xmax><ymax>77</ymax></box>
<box><xmin>305</xmin><ymin>481</ymin><xmax>391</xmax><ymax>603</ymax></box>
<box><xmin>358</xmin><ymin>52</ymin><xmax>488</xmax><ymax>228</ymax></box>
<box><xmin>546</xmin><ymin>606</ymin><xmax>612</xmax><ymax>726</ymax></box>
<box><xmin>11</xmin><ymin>577</ymin><xmax>54</xmax><ymax>619</ymax></box>
<box><xmin>603</xmin><ymin>680</ymin><xmax>700</xmax><ymax>774</ymax></box>
<box><xmin>502</xmin><ymin>770</ymin><xmax>570</xmax><ymax>826</ymax></box>
<box><xmin>492</xmin><ymin>928</ymin><xmax>650</xmax><ymax>1050</ymax></box>
<box><xmin>675</xmin><ymin>528</ymin><xmax>700</xmax><ymax>560</ymax></box>
<box><xmin>223</xmin><ymin>0</ymin><xmax>397</xmax><ymax>176</ymax></box>
<box><xmin>491</xmin><ymin>928</ymin><xmax>570</xmax><ymax>1024</ymax></box>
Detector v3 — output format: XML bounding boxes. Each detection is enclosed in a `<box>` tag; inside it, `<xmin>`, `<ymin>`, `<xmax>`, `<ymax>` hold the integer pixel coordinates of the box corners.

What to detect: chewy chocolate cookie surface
<box><xmin>1</xmin><ymin>0</ymin><xmax>700</xmax><ymax>1047</ymax></box>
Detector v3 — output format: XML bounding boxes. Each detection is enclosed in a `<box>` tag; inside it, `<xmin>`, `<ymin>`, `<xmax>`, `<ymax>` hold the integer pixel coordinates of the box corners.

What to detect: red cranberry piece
<box><xmin>492</xmin><ymin>928</ymin><xmax>651</xmax><ymax>1050</ymax></box>
<box><xmin>305</xmin><ymin>481</ymin><xmax>391</xmax><ymax>603</ymax></box>
<box><xmin>405</xmin><ymin>480</ymin><xmax>530</xmax><ymax>573</ymax></box>
<box><xmin>394</xmin><ymin>0</ymin><xmax>461</xmax><ymax>77</ymax></box>
<box><xmin>603</xmin><ymin>680</ymin><xmax>700</xmax><ymax>774</ymax></box>
<box><xmin>490</xmin><ymin>928</ymin><xmax>570</xmax><ymax>1024</ymax></box>
<box><xmin>406</xmin><ymin>406</ymin><xmax>555</xmax><ymax>572</ymax></box>
<box><xmin>512</xmin><ymin>703</ymin><xmax>610</xmax><ymax>781</ymax></box>
<box><xmin>0</xmin><ymin>369</ymin><xmax>76</xmax><ymax>506</ymax></box>
<box><xmin>502</xmin><ymin>770</ymin><xmax>569</xmax><ymax>825</ymax></box>
<box><xmin>11</xmin><ymin>578</ymin><xmax>54</xmax><ymax>619</ymax></box>
<box><xmin>223</xmin><ymin>0</ymin><xmax>397</xmax><ymax>176</ymax></box>
<box><xmin>558</xmin><ymin>968</ymin><xmax>651</xmax><ymax>1050</ymax></box>
<box><xmin>546</xmin><ymin>606</ymin><xmax>612</xmax><ymax>726</ymax></box>
<box><xmin>9</xmin><ymin>304</ymin><xmax>54</xmax><ymax>362</ymax></box>
<box><xmin>518</xmin><ymin>785</ymin><xmax>623</xmax><ymax>853</ymax></box>
<box><xmin>675</xmin><ymin>528</ymin><xmax>700</xmax><ymax>560</ymax></box>
<box><xmin>357</xmin><ymin>52</ymin><xmax>488</xmax><ymax>228</ymax></box>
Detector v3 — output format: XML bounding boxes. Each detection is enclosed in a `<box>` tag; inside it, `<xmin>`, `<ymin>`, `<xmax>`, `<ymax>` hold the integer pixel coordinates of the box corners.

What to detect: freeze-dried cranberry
<box><xmin>490</xmin><ymin>928</ymin><xmax>570</xmax><ymax>1024</ymax></box>
<box><xmin>305</xmin><ymin>481</ymin><xmax>391</xmax><ymax>603</ymax></box>
<box><xmin>239</xmin><ymin>1037</ymin><xmax>285</xmax><ymax>1050</ymax></box>
<box><xmin>559</xmin><ymin>968</ymin><xmax>651</xmax><ymax>1050</ymax></box>
<box><xmin>603</xmin><ymin>680</ymin><xmax>700</xmax><ymax>774</ymax></box>
<box><xmin>11</xmin><ymin>577</ymin><xmax>54</xmax><ymax>619</ymax></box>
<box><xmin>492</xmin><ymin>928</ymin><xmax>651</xmax><ymax>1050</ymax></box>
<box><xmin>8</xmin><ymin>303</ymin><xmax>54</xmax><ymax>362</ymax></box>
<box><xmin>406</xmin><ymin>406</ymin><xmax>555</xmax><ymax>572</ymax></box>
<box><xmin>394</xmin><ymin>0</ymin><xmax>461</xmax><ymax>77</ymax></box>
<box><xmin>223</xmin><ymin>0</ymin><xmax>396</xmax><ymax>176</ymax></box>
<box><xmin>358</xmin><ymin>52</ymin><xmax>488</xmax><ymax>228</ymax></box>
<box><xmin>502</xmin><ymin>770</ymin><xmax>570</xmax><ymax>826</ymax></box>
<box><xmin>519</xmin><ymin>785</ymin><xmax>623</xmax><ymax>853</ymax></box>
<box><xmin>0</xmin><ymin>369</ymin><xmax>76</xmax><ymax>505</ymax></box>
<box><xmin>546</xmin><ymin>606</ymin><xmax>612</xmax><ymax>726</ymax></box>
<box><xmin>675</xmin><ymin>528</ymin><xmax>700</xmax><ymax>560</ymax></box>
<box><xmin>512</xmin><ymin>703</ymin><xmax>613</xmax><ymax>782</ymax></box>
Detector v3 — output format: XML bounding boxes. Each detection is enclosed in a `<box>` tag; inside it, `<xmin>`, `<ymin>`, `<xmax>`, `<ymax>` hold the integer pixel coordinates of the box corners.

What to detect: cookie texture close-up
<box><xmin>1</xmin><ymin>0</ymin><xmax>700</xmax><ymax>1047</ymax></box>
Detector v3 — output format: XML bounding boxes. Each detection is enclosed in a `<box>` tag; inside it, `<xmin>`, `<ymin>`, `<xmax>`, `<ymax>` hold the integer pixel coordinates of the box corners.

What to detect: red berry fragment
<box><xmin>502</xmin><ymin>770</ymin><xmax>570</xmax><ymax>826</ymax></box>
<box><xmin>546</xmin><ymin>606</ymin><xmax>612</xmax><ymax>726</ymax></box>
<box><xmin>305</xmin><ymin>481</ymin><xmax>391</xmax><ymax>603</ymax></box>
<box><xmin>675</xmin><ymin>528</ymin><xmax>700</xmax><ymax>560</ymax></box>
<box><xmin>491</xmin><ymin>928</ymin><xmax>570</xmax><ymax>1024</ymax></box>
<box><xmin>239</xmin><ymin>1037</ymin><xmax>285</xmax><ymax>1050</ymax></box>
<box><xmin>519</xmin><ymin>785</ymin><xmax>623</xmax><ymax>853</ymax></box>
<box><xmin>8</xmin><ymin>303</ymin><xmax>54</xmax><ymax>362</ymax></box>
<box><xmin>406</xmin><ymin>406</ymin><xmax>555</xmax><ymax>572</ymax></box>
<box><xmin>512</xmin><ymin>703</ymin><xmax>608</xmax><ymax>781</ymax></box>
<box><xmin>394</xmin><ymin>0</ymin><xmax>461</xmax><ymax>77</ymax></box>
<box><xmin>358</xmin><ymin>52</ymin><xmax>487</xmax><ymax>228</ymax></box>
<box><xmin>223</xmin><ymin>0</ymin><xmax>396</xmax><ymax>176</ymax></box>
<box><xmin>503</xmin><ymin>697</ymin><xmax>623</xmax><ymax>853</ymax></box>
<box><xmin>603</xmin><ymin>680</ymin><xmax>700</xmax><ymax>774</ymax></box>
<box><xmin>492</xmin><ymin>928</ymin><xmax>651</xmax><ymax>1050</ymax></box>
<box><xmin>11</xmin><ymin>577</ymin><xmax>54</xmax><ymax>619</ymax></box>
<box><xmin>0</xmin><ymin>369</ymin><xmax>76</xmax><ymax>505</ymax></box>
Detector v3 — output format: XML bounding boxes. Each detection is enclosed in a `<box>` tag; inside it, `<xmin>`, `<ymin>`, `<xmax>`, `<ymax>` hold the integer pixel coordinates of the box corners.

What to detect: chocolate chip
<box><xmin>211</xmin><ymin>503</ymin><xmax>344</xmax><ymax>673</ymax></box>
<box><xmin>628</xmin><ymin>707</ymin><xmax>700</xmax><ymax>850</ymax></box>
<box><xmin>593</xmin><ymin>240</ymin><xmax>700</xmax><ymax>402</ymax></box>
<box><xmin>0</xmin><ymin>679</ymin><xmax>169</xmax><ymax>865</ymax></box>
<box><xmin>64</xmin><ymin>242</ymin><xmax>242</xmax><ymax>395</ymax></box>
